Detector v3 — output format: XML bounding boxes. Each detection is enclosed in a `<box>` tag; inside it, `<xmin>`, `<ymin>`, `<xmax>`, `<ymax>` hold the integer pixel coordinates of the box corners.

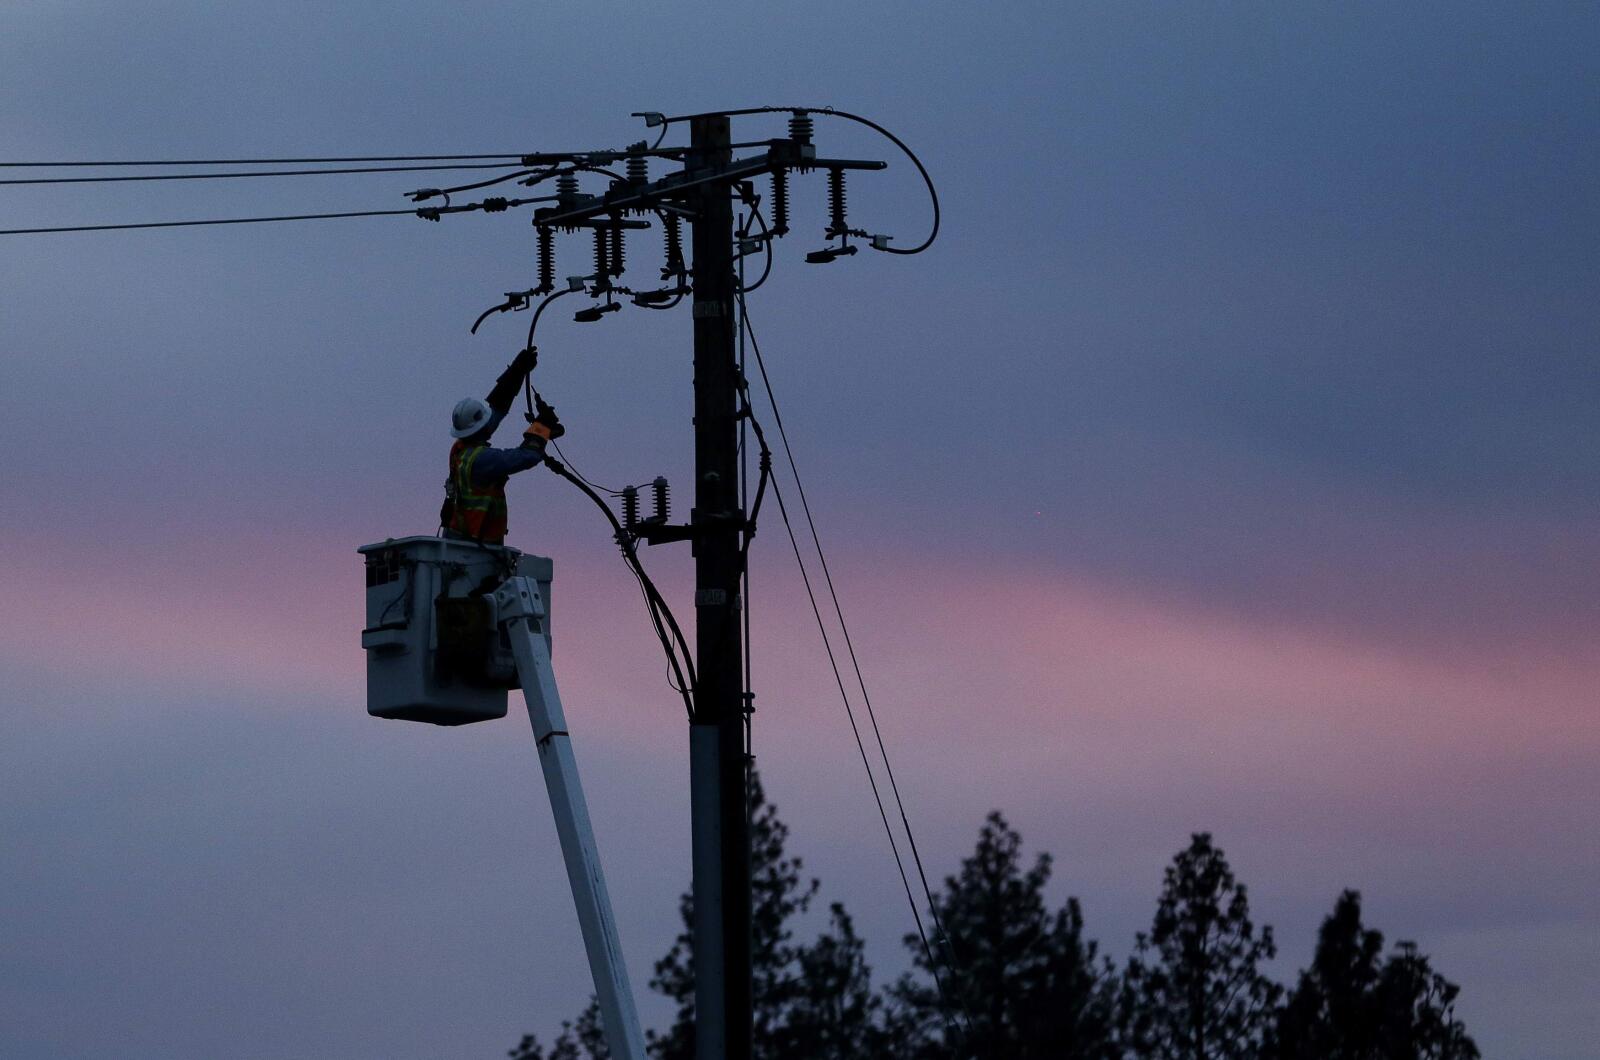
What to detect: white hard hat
<box><xmin>450</xmin><ymin>397</ymin><xmax>493</xmax><ymax>438</ymax></box>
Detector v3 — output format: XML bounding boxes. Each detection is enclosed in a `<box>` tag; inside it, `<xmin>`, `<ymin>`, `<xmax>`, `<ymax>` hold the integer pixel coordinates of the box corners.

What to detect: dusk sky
<box><xmin>2</xmin><ymin>3</ymin><xmax>1597</xmax><ymax>1058</ymax></box>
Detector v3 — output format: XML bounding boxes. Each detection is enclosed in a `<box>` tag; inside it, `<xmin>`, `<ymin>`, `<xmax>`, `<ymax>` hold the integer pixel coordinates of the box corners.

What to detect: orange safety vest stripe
<box><xmin>448</xmin><ymin>441</ymin><xmax>508</xmax><ymax>542</ymax></box>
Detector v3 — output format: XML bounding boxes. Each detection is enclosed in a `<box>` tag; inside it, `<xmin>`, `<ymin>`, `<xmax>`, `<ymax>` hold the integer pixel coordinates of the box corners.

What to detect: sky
<box><xmin>1</xmin><ymin>2</ymin><xmax>1597</xmax><ymax>1057</ymax></box>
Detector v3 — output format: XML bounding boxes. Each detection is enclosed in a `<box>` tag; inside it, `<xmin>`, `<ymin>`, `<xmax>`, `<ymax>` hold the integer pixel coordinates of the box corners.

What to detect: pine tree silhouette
<box><xmin>1117</xmin><ymin>833</ymin><xmax>1282</xmax><ymax>1060</ymax></box>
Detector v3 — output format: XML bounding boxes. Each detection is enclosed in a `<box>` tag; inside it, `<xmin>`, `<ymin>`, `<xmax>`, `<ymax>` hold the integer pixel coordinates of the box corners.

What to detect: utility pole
<box><xmin>686</xmin><ymin>114</ymin><xmax>754</xmax><ymax>1060</ymax></box>
<box><xmin>521</xmin><ymin>111</ymin><xmax>897</xmax><ymax>1058</ymax></box>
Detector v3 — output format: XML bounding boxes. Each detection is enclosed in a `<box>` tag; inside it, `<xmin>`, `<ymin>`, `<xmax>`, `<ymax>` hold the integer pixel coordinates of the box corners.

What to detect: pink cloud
<box><xmin>6</xmin><ymin>521</ymin><xmax>1593</xmax><ymax>806</ymax></box>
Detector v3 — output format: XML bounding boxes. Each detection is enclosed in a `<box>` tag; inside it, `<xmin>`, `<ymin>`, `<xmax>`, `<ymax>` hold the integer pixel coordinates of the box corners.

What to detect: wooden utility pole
<box><xmin>686</xmin><ymin>113</ymin><xmax>753</xmax><ymax>1060</ymax></box>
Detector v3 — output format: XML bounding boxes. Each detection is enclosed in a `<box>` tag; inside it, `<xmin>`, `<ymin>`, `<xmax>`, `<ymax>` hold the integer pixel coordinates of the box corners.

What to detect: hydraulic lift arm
<box><xmin>494</xmin><ymin>575</ymin><xmax>647</xmax><ymax>1060</ymax></box>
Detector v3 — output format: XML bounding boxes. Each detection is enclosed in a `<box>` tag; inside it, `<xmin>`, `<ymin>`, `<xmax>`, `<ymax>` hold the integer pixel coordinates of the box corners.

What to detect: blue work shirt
<box><xmin>465</xmin><ymin>407</ymin><xmax>547</xmax><ymax>485</ymax></box>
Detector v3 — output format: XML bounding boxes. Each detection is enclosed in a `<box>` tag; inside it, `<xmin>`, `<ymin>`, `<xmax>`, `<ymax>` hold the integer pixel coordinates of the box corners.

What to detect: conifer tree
<box><xmin>508</xmin><ymin>998</ymin><xmax>608</xmax><ymax>1060</ymax></box>
<box><xmin>512</xmin><ymin>772</ymin><xmax>836</xmax><ymax>1060</ymax></box>
<box><xmin>1117</xmin><ymin>833</ymin><xmax>1281</xmax><ymax>1060</ymax></box>
<box><xmin>893</xmin><ymin>812</ymin><xmax>1118</xmax><ymax>1059</ymax></box>
<box><xmin>1268</xmin><ymin>890</ymin><xmax>1478</xmax><ymax>1059</ymax></box>
<box><xmin>648</xmin><ymin>770</ymin><xmax>820</xmax><ymax>1059</ymax></box>
<box><xmin>1370</xmin><ymin>941</ymin><xmax>1479</xmax><ymax>1059</ymax></box>
<box><xmin>1267</xmin><ymin>889</ymin><xmax>1382</xmax><ymax>1059</ymax></box>
<box><xmin>770</xmin><ymin>903</ymin><xmax>888</xmax><ymax>1059</ymax></box>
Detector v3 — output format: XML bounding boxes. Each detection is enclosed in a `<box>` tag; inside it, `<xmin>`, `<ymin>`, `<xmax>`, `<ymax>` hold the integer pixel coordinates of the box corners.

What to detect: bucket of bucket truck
<box><xmin>358</xmin><ymin>535</ymin><xmax>552</xmax><ymax>725</ymax></box>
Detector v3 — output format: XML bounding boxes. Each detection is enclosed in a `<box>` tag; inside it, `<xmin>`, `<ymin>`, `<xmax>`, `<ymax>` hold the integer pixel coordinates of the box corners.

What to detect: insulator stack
<box><xmin>627</xmin><ymin>154</ymin><xmax>649</xmax><ymax>185</ymax></box>
<box><xmin>556</xmin><ymin>173</ymin><xmax>580</xmax><ymax>206</ymax></box>
<box><xmin>662</xmin><ymin>213</ymin><xmax>685</xmax><ymax>277</ymax></box>
<box><xmin>827</xmin><ymin>168</ymin><xmax>847</xmax><ymax>237</ymax></box>
<box><xmin>788</xmin><ymin>111</ymin><xmax>814</xmax><ymax>144</ymax></box>
<box><xmin>535</xmin><ymin>226</ymin><xmax>555</xmax><ymax>293</ymax></box>
<box><xmin>592</xmin><ymin>228</ymin><xmax>609</xmax><ymax>282</ymax></box>
<box><xmin>771</xmin><ymin>169</ymin><xmax>790</xmax><ymax>237</ymax></box>
<box><xmin>609</xmin><ymin>225</ymin><xmax>625</xmax><ymax>277</ymax></box>
<box><xmin>621</xmin><ymin>486</ymin><xmax>640</xmax><ymax>529</ymax></box>
<box><xmin>651</xmin><ymin>476</ymin><xmax>670</xmax><ymax>522</ymax></box>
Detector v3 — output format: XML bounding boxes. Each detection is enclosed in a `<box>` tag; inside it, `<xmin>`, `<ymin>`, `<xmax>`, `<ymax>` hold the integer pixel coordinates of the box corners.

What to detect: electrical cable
<box><xmin>658</xmin><ymin>106</ymin><xmax>789</xmax><ymax>124</ymax></box>
<box><xmin>737</xmin><ymin>248</ymin><xmax>756</xmax><ymax>840</ymax></box>
<box><xmin>0</xmin><ymin>153</ymin><xmax>527</xmax><ymax>167</ymax></box>
<box><xmin>733</xmin><ymin>246</ymin><xmax>770</xmax><ymax>774</ymax></box>
<box><xmin>635</xmin><ymin>565</ymin><xmax>694</xmax><ymax>699</ymax></box>
<box><xmin>737</xmin><ymin>291</ymin><xmax>970</xmax><ymax>1043</ymax></box>
<box><xmin>698</xmin><ymin>388</ymin><xmax>770</xmax><ymax>696</ymax></box>
<box><xmin>763</xmin><ymin>463</ymin><xmax>962</xmax><ymax>1034</ymax></box>
<box><xmin>635</xmin><ymin>291</ymin><xmax>685</xmax><ymax>311</ymax></box>
<box><xmin>526</xmin><ymin>288</ymin><xmax>576</xmax><ymax>351</ymax></box>
<box><xmin>0</xmin><ymin>206</ymin><xmax>427</xmax><ymax>236</ymax></box>
<box><xmin>549</xmin><ymin>439</ymin><xmax>626</xmax><ymax>495</ymax></box>
<box><xmin>470</xmin><ymin>293</ymin><xmax>530</xmax><ymax>336</ymax></box>
<box><xmin>693</xmin><ymin>260</ymin><xmax>772</xmax><ymax>715</ymax></box>
<box><xmin>510</xmin><ymin>288</ymin><xmax>580</xmax><ymax>425</ymax></box>
<box><xmin>2</xmin><ymin>173</ymin><xmax>566</xmax><ymax>239</ymax></box>
<box><xmin>0</xmin><ymin>162</ymin><xmax>527</xmax><ymax>187</ymax></box>
<box><xmin>514</xmin><ymin>285</ymin><xmax>696</xmax><ymax>714</ymax></box>
<box><xmin>658</xmin><ymin>105</ymin><xmax>939</xmax><ymax>255</ymax></box>
<box><xmin>739</xmin><ymin>283</ymin><xmax>754</xmax><ymax>764</ymax></box>
<box><xmin>809</xmin><ymin>108</ymin><xmax>939</xmax><ymax>255</ymax></box>
<box><xmin>544</xmin><ymin>456</ymin><xmax>697</xmax><ymax>719</ymax></box>
<box><xmin>522</xmin><ymin>162</ymin><xmax>625</xmax><ymax>187</ymax></box>
<box><xmin>520</xmin><ymin>139</ymin><xmax>768</xmax><ymax>162</ymax></box>
<box><xmin>413</xmin><ymin>168</ymin><xmax>545</xmax><ymax>201</ymax></box>
<box><xmin>735</xmin><ymin>205</ymin><xmax>773</xmax><ymax>294</ymax></box>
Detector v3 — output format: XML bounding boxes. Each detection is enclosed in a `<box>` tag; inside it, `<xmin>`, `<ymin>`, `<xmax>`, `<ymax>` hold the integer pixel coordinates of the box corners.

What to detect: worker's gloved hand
<box><xmin>524</xmin><ymin>393</ymin><xmax>566</xmax><ymax>442</ymax></box>
<box><xmin>512</xmin><ymin>345</ymin><xmax>538</xmax><ymax>376</ymax></box>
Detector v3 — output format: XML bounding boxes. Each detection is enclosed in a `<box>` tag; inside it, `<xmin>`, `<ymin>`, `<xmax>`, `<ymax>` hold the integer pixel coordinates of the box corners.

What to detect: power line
<box><xmin>0</xmin><ymin>154</ymin><xmax>526</xmax><ymax>167</ymax></box>
<box><xmin>0</xmin><ymin>162</ymin><xmax>526</xmax><ymax>187</ymax></box>
<box><xmin>0</xmin><ymin>207</ymin><xmax>426</xmax><ymax>236</ymax></box>
<box><xmin>0</xmin><ymin>189</ymin><xmax>553</xmax><ymax>236</ymax></box>
<box><xmin>736</xmin><ymin>293</ymin><xmax>970</xmax><ymax>1044</ymax></box>
<box><xmin>759</xmin><ymin>447</ymin><xmax>970</xmax><ymax>1045</ymax></box>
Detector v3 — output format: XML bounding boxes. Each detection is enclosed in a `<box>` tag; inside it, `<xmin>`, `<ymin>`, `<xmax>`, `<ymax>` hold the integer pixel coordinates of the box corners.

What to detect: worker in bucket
<box><xmin>441</xmin><ymin>345</ymin><xmax>564</xmax><ymax>544</ymax></box>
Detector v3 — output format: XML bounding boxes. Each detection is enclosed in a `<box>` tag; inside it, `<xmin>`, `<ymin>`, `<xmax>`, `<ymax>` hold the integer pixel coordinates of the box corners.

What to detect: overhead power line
<box><xmin>0</xmin><ymin>207</ymin><xmax>424</xmax><ymax>236</ymax></box>
<box><xmin>737</xmin><ymin>293</ymin><xmax>970</xmax><ymax>1042</ymax></box>
<box><xmin>0</xmin><ymin>154</ymin><xmax>526</xmax><ymax>167</ymax></box>
<box><xmin>0</xmin><ymin>190</ymin><xmax>550</xmax><ymax>235</ymax></box>
<box><xmin>0</xmin><ymin>162</ymin><xmax>527</xmax><ymax>187</ymax></box>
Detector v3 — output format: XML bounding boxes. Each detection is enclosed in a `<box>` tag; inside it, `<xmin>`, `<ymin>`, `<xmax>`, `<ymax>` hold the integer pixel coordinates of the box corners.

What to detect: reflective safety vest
<box><xmin>446</xmin><ymin>441</ymin><xmax>509</xmax><ymax>543</ymax></box>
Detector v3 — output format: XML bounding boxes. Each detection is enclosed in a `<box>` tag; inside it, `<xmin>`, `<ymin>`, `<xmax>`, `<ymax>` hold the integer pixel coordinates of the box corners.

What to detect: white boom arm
<box><xmin>495</xmin><ymin>576</ymin><xmax>646</xmax><ymax>1060</ymax></box>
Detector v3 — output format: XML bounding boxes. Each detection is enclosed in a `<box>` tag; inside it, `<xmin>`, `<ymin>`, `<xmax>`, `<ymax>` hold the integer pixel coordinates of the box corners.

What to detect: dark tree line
<box><xmin>510</xmin><ymin>778</ymin><xmax>1476</xmax><ymax>1059</ymax></box>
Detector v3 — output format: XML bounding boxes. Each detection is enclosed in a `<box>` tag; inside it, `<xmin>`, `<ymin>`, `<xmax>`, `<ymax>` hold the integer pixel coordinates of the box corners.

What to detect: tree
<box><xmin>509</xmin><ymin>998</ymin><xmax>608</xmax><ymax>1060</ymax></box>
<box><xmin>648</xmin><ymin>769</ymin><xmax>824</xmax><ymax>1059</ymax></box>
<box><xmin>770</xmin><ymin>903</ymin><xmax>890</xmax><ymax>1059</ymax></box>
<box><xmin>1269</xmin><ymin>890</ymin><xmax>1478</xmax><ymax>1059</ymax></box>
<box><xmin>1371</xmin><ymin>941</ymin><xmax>1479</xmax><ymax>1059</ymax></box>
<box><xmin>518</xmin><ymin>771</ymin><xmax>869</xmax><ymax>1059</ymax></box>
<box><xmin>1267</xmin><ymin>889</ymin><xmax>1382</xmax><ymax>1059</ymax></box>
<box><xmin>1118</xmin><ymin>832</ymin><xmax>1282</xmax><ymax>1060</ymax></box>
<box><xmin>893</xmin><ymin>811</ymin><xmax>1118</xmax><ymax>1060</ymax></box>
<box><xmin>1022</xmin><ymin>897</ymin><xmax>1121</xmax><ymax>1059</ymax></box>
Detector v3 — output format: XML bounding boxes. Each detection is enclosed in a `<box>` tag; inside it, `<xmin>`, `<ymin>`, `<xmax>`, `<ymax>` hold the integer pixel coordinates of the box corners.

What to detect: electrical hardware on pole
<box><xmin>0</xmin><ymin>105</ymin><xmax>945</xmax><ymax>1059</ymax></box>
<box><xmin>381</xmin><ymin>105</ymin><xmax>938</xmax><ymax>1060</ymax></box>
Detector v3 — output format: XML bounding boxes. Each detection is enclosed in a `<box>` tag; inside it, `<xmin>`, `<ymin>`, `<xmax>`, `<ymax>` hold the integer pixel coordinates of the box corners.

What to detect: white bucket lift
<box><xmin>359</xmin><ymin>535</ymin><xmax>552</xmax><ymax>725</ymax></box>
<box><xmin>357</xmin><ymin>534</ymin><xmax>645</xmax><ymax>1060</ymax></box>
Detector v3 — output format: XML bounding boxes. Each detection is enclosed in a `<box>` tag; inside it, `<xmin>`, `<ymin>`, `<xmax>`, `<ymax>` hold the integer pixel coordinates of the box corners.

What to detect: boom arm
<box><xmin>494</xmin><ymin>576</ymin><xmax>646</xmax><ymax>1060</ymax></box>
